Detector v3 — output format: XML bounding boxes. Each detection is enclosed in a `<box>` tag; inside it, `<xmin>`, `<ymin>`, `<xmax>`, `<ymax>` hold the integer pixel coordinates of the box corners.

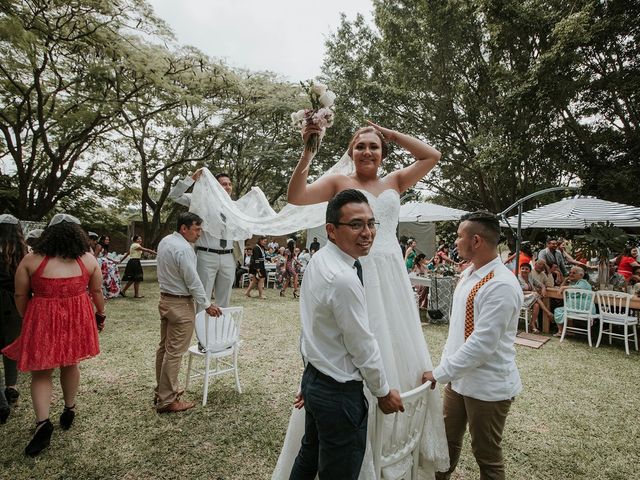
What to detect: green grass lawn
<box><xmin>1</xmin><ymin>272</ymin><xmax>639</xmax><ymax>479</ymax></box>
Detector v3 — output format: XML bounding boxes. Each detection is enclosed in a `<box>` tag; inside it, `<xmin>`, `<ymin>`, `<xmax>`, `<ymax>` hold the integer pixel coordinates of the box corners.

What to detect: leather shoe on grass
<box><xmin>156</xmin><ymin>400</ymin><xmax>195</xmax><ymax>413</ymax></box>
<box><xmin>153</xmin><ymin>389</ymin><xmax>184</xmax><ymax>405</ymax></box>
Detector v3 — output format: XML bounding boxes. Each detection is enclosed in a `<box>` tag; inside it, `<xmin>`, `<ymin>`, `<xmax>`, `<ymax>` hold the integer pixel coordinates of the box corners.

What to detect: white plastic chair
<box><xmin>372</xmin><ymin>382</ymin><xmax>432</xmax><ymax>480</ymax></box>
<box><xmin>595</xmin><ymin>290</ymin><xmax>639</xmax><ymax>355</ymax></box>
<box><xmin>185</xmin><ymin>307</ymin><xmax>243</xmax><ymax>405</ymax></box>
<box><xmin>519</xmin><ymin>307</ymin><xmax>532</xmax><ymax>334</ymax></box>
<box><xmin>266</xmin><ymin>271</ymin><xmax>277</xmax><ymax>288</ymax></box>
<box><xmin>560</xmin><ymin>288</ymin><xmax>596</xmax><ymax>346</ymax></box>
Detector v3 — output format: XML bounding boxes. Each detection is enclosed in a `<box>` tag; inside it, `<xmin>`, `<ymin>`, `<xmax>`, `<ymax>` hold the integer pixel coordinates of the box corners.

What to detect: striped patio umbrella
<box><xmin>399</xmin><ymin>202</ymin><xmax>469</xmax><ymax>223</ymax></box>
<box><xmin>501</xmin><ymin>195</ymin><xmax>640</xmax><ymax>229</ymax></box>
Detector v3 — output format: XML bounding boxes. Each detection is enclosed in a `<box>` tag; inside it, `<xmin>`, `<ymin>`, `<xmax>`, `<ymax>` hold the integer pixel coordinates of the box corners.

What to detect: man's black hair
<box><xmin>176</xmin><ymin>212</ymin><xmax>203</xmax><ymax>231</ymax></box>
<box><xmin>326</xmin><ymin>189</ymin><xmax>369</xmax><ymax>224</ymax></box>
<box><xmin>215</xmin><ymin>172</ymin><xmax>231</xmax><ymax>181</ymax></box>
<box><xmin>460</xmin><ymin>211</ymin><xmax>501</xmax><ymax>246</ymax></box>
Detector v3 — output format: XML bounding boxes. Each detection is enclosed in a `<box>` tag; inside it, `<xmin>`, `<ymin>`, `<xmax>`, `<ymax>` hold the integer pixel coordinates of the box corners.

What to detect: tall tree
<box><xmin>0</xmin><ymin>0</ymin><xmax>173</xmax><ymax>219</ymax></box>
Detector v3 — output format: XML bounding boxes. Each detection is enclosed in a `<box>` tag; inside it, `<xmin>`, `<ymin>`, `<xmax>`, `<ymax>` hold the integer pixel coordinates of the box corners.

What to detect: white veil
<box><xmin>189</xmin><ymin>151</ymin><xmax>356</xmax><ymax>237</ymax></box>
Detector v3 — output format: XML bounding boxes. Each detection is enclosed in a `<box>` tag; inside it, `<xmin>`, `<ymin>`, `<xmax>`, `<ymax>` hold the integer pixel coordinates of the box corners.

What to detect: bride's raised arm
<box><xmin>369</xmin><ymin>121</ymin><xmax>441</xmax><ymax>194</ymax></box>
<box><xmin>287</xmin><ymin>124</ymin><xmax>341</xmax><ymax>206</ymax></box>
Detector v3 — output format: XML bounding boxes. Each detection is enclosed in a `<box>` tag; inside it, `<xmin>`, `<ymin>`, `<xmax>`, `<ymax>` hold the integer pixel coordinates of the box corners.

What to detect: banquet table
<box><xmin>541</xmin><ymin>287</ymin><xmax>640</xmax><ymax>333</ymax></box>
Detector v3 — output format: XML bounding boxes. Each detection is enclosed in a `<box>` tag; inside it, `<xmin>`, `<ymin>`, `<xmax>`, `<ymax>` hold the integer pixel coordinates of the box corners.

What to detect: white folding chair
<box><xmin>560</xmin><ymin>288</ymin><xmax>596</xmax><ymax>346</ymax></box>
<box><xmin>372</xmin><ymin>382</ymin><xmax>431</xmax><ymax>480</ymax></box>
<box><xmin>185</xmin><ymin>307</ymin><xmax>243</xmax><ymax>405</ymax></box>
<box><xmin>596</xmin><ymin>290</ymin><xmax>639</xmax><ymax>355</ymax></box>
<box><xmin>239</xmin><ymin>272</ymin><xmax>250</xmax><ymax>288</ymax></box>
<box><xmin>266</xmin><ymin>271</ymin><xmax>277</xmax><ymax>288</ymax></box>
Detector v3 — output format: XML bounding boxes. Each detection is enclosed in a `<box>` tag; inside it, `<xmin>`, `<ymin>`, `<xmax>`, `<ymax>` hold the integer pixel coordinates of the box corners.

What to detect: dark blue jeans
<box><xmin>289</xmin><ymin>363</ymin><xmax>368</xmax><ymax>480</ymax></box>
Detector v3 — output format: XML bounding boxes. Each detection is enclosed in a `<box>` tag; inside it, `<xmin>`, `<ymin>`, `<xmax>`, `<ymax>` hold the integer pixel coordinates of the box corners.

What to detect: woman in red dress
<box><xmin>2</xmin><ymin>214</ymin><xmax>105</xmax><ymax>456</ymax></box>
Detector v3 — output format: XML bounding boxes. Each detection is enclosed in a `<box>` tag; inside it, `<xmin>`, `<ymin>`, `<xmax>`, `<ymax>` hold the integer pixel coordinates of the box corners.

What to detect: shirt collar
<box><xmin>468</xmin><ymin>255</ymin><xmax>501</xmax><ymax>279</ymax></box>
<box><xmin>325</xmin><ymin>241</ymin><xmax>359</xmax><ymax>267</ymax></box>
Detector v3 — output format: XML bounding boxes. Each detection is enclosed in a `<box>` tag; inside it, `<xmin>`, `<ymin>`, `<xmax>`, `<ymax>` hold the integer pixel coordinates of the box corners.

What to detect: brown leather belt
<box><xmin>160</xmin><ymin>292</ymin><xmax>192</xmax><ymax>299</ymax></box>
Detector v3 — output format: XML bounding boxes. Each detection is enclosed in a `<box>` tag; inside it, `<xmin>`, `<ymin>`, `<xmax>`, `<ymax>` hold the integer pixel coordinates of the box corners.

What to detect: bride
<box><xmin>271</xmin><ymin>122</ymin><xmax>450</xmax><ymax>479</ymax></box>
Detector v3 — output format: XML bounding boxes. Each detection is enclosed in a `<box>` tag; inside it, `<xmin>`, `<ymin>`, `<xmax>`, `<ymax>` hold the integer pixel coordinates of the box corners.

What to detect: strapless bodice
<box><xmin>357</xmin><ymin>189</ymin><xmax>401</xmax><ymax>256</ymax></box>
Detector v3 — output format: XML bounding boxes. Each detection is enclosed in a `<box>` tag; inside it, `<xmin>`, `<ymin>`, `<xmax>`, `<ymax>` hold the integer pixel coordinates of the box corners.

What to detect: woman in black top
<box><xmin>0</xmin><ymin>214</ymin><xmax>28</xmax><ymax>418</ymax></box>
<box><xmin>245</xmin><ymin>236</ymin><xmax>268</xmax><ymax>299</ymax></box>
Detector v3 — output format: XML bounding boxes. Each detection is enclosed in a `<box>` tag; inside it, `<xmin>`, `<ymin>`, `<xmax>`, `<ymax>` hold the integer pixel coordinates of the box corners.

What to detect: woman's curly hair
<box><xmin>33</xmin><ymin>222</ymin><xmax>90</xmax><ymax>259</ymax></box>
<box><xmin>0</xmin><ymin>223</ymin><xmax>28</xmax><ymax>277</ymax></box>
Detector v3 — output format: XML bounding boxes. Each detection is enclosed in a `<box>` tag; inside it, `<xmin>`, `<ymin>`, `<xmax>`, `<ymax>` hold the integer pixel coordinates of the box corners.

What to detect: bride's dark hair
<box><xmin>347</xmin><ymin>126</ymin><xmax>388</xmax><ymax>159</ymax></box>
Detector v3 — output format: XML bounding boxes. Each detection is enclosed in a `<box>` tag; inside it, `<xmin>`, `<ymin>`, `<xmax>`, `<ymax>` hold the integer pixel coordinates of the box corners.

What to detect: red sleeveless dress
<box><xmin>2</xmin><ymin>256</ymin><xmax>100</xmax><ymax>371</ymax></box>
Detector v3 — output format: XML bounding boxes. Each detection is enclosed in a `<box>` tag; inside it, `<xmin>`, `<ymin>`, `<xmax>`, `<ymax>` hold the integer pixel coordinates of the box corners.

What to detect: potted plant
<box><xmin>573</xmin><ymin>222</ymin><xmax>628</xmax><ymax>289</ymax></box>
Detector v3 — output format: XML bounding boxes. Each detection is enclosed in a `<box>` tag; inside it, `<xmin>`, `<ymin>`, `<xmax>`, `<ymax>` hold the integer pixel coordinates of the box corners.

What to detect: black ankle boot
<box><xmin>5</xmin><ymin>387</ymin><xmax>19</xmax><ymax>406</ymax></box>
<box><xmin>25</xmin><ymin>419</ymin><xmax>53</xmax><ymax>456</ymax></box>
<box><xmin>60</xmin><ymin>405</ymin><xmax>76</xmax><ymax>430</ymax></box>
<box><xmin>0</xmin><ymin>406</ymin><xmax>9</xmax><ymax>424</ymax></box>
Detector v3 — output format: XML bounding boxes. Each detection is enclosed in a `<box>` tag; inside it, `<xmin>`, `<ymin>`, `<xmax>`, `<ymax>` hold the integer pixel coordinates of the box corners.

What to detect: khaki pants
<box><xmin>436</xmin><ymin>384</ymin><xmax>513</xmax><ymax>480</ymax></box>
<box><xmin>155</xmin><ymin>296</ymin><xmax>195</xmax><ymax>408</ymax></box>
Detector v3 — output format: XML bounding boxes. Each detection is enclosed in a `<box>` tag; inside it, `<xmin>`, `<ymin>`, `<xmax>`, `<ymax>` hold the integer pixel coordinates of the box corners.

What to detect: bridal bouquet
<box><xmin>291</xmin><ymin>81</ymin><xmax>336</xmax><ymax>153</ymax></box>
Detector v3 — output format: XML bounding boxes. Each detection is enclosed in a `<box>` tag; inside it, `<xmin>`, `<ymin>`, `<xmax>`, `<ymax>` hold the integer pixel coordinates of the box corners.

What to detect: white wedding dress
<box><xmin>187</xmin><ymin>166</ymin><xmax>449</xmax><ymax>479</ymax></box>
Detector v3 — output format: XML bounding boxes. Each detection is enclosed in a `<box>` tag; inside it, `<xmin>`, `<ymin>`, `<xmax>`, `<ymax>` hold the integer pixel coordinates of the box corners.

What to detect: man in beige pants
<box><xmin>423</xmin><ymin>212</ymin><xmax>524</xmax><ymax>480</ymax></box>
<box><xmin>155</xmin><ymin>212</ymin><xmax>222</xmax><ymax>413</ymax></box>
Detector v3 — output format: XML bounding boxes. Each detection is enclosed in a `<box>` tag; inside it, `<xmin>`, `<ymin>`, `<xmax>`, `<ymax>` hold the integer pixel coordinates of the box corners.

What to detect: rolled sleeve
<box><xmin>168</xmin><ymin>176</ymin><xmax>194</xmax><ymax>207</ymax></box>
<box><xmin>330</xmin><ymin>271</ymin><xmax>389</xmax><ymax>397</ymax></box>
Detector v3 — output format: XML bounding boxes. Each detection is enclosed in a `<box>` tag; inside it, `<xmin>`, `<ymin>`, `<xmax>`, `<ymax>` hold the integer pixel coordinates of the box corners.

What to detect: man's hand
<box><xmin>191</xmin><ymin>168</ymin><xmax>204</xmax><ymax>182</ymax></box>
<box><xmin>377</xmin><ymin>389</ymin><xmax>404</xmax><ymax>414</ymax></box>
<box><xmin>293</xmin><ymin>391</ymin><xmax>304</xmax><ymax>409</ymax></box>
<box><xmin>421</xmin><ymin>371</ymin><xmax>437</xmax><ymax>389</ymax></box>
<box><xmin>205</xmin><ymin>304</ymin><xmax>223</xmax><ymax>317</ymax></box>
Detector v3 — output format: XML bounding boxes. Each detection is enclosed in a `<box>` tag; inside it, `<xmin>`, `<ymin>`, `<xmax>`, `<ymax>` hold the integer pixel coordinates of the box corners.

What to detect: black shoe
<box><xmin>0</xmin><ymin>406</ymin><xmax>9</xmax><ymax>424</ymax></box>
<box><xmin>5</xmin><ymin>387</ymin><xmax>19</xmax><ymax>406</ymax></box>
<box><xmin>60</xmin><ymin>405</ymin><xmax>76</xmax><ymax>430</ymax></box>
<box><xmin>25</xmin><ymin>419</ymin><xmax>53</xmax><ymax>456</ymax></box>
<box><xmin>197</xmin><ymin>342</ymin><xmax>207</xmax><ymax>353</ymax></box>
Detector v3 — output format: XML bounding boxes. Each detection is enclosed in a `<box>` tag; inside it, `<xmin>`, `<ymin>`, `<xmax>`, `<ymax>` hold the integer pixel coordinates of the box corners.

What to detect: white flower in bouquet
<box><xmin>310</xmin><ymin>83</ymin><xmax>327</xmax><ymax>96</ymax></box>
<box><xmin>318</xmin><ymin>91</ymin><xmax>336</xmax><ymax>108</ymax></box>
<box><xmin>293</xmin><ymin>80</ymin><xmax>337</xmax><ymax>153</ymax></box>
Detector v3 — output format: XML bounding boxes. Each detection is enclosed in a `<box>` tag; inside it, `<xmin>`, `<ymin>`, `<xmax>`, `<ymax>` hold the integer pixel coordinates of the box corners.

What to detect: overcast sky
<box><xmin>146</xmin><ymin>0</ymin><xmax>374</xmax><ymax>82</ymax></box>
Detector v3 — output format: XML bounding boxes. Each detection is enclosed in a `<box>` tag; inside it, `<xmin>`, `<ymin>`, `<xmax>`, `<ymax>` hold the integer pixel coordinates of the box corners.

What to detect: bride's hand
<box><xmin>302</xmin><ymin>123</ymin><xmax>324</xmax><ymax>144</ymax></box>
<box><xmin>367</xmin><ymin>120</ymin><xmax>397</xmax><ymax>142</ymax></box>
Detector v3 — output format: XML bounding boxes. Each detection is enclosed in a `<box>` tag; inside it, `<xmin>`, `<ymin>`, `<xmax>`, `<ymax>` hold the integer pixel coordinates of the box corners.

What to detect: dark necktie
<box><xmin>220</xmin><ymin>213</ymin><xmax>227</xmax><ymax>248</ymax></box>
<box><xmin>354</xmin><ymin>259</ymin><xmax>363</xmax><ymax>286</ymax></box>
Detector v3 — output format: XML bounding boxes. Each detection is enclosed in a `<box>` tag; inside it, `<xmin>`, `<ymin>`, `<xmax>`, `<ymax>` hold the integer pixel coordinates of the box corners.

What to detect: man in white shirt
<box><xmin>169</xmin><ymin>170</ymin><xmax>236</xmax><ymax>308</ymax></box>
<box><xmin>423</xmin><ymin>211</ymin><xmax>523</xmax><ymax>480</ymax></box>
<box><xmin>155</xmin><ymin>212</ymin><xmax>223</xmax><ymax>413</ymax></box>
<box><xmin>290</xmin><ymin>189</ymin><xmax>404</xmax><ymax>480</ymax></box>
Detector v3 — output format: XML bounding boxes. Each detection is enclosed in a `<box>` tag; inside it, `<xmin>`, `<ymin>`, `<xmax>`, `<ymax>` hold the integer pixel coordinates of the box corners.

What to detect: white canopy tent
<box><xmin>399</xmin><ymin>202</ymin><xmax>469</xmax><ymax>223</ymax></box>
<box><xmin>500</xmin><ymin>195</ymin><xmax>640</xmax><ymax>229</ymax></box>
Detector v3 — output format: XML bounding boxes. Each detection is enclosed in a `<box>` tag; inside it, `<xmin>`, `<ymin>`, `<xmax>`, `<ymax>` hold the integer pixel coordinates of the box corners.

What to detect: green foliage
<box><xmin>573</xmin><ymin>222</ymin><xmax>628</xmax><ymax>260</ymax></box>
<box><xmin>322</xmin><ymin>0</ymin><xmax>640</xmax><ymax>212</ymax></box>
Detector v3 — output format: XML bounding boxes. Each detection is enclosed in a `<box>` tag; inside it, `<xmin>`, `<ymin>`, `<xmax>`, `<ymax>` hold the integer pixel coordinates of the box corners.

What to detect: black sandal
<box><xmin>60</xmin><ymin>405</ymin><xmax>76</xmax><ymax>430</ymax></box>
<box><xmin>25</xmin><ymin>419</ymin><xmax>53</xmax><ymax>456</ymax></box>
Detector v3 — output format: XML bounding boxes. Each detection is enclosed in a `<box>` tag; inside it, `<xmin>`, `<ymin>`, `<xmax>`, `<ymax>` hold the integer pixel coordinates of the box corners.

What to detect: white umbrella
<box><xmin>501</xmin><ymin>195</ymin><xmax>640</xmax><ymax>229</ymax></box>
<box><xmin>399</xmin><ymin>202</ymin><xmax>469</xmax><ymax>223</ymax></box>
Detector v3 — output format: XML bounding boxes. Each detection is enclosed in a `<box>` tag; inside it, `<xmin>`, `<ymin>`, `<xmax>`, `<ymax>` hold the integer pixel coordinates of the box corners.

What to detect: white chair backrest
<box><xmin>563</xmin><ymin>288</ymin><xmax>595</xmax><ymax>314</ymax></box>
<box><xmin>194</xmin><ymin>307</ymin><xmax>243</xmax><ymax>352</ymax></box>
<box><xmin>373</xmin><ymin>381</ymin><xmax>431</xmax><ymax>479</ymax></box>
<box><xmin>596</xmin><ymin>290</ymin><xmax>632</xmax><ymax>318</ymax></box>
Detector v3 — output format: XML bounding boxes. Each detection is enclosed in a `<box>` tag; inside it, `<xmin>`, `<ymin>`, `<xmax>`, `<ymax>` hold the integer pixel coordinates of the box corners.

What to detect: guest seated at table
<box><xmin>531</xmin><ymin>259</ymin><xmax>554</xmax><ymax>287</ymax></box>
<box><xmin>552</xmin><ymin>266</ymin><xmax>594</xmax><ymax>337</ymax></box>
<box><xmin>628</xmin><ymin>266</ymin><xmax>640</xmax><ymax>287</ymax></box>
<box><xmin>615</xmin><ymin>246</ymin><xmax>640</xmax><ymax>282</ymax></box>
<box><xmin>411</xmin><ymin>254</ymin><xmax>429</xmax><ymax>310</ymax></box>
<box><xmin>264</xmin><ymin>246</ymin><xmax>275</xmax><ymax>262</ymax></box>
<box><xmin>608</xmin><ymin>264</ymin><xmax>628</xmax><ymax>292</ymax></box>
<box><xmin>558</xmin><ymin>238</ymin><xmax>593</xmax><ymax>270</ymax></box>
<box><xmin>518</xmin><ymin>263</ymin><xmax>553</xmax><ymax>333</ymax></box>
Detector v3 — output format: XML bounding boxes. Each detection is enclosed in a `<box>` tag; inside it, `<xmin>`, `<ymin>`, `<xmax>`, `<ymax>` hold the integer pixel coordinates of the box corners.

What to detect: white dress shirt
<box><xmin>169</xmin><ymin>176</ymin><xmax>232</xmax><ymax>250</ymax></box>
<box><xmin>433</xmin><ymin>256</ymin><xmax>524</xmax><ymax>401</ymax></box>
<box><xmin>157</xmin><ymin>232</ymin><xmax>211</xmax><ymax>311</ymax></box>
<box><xmin>300</xmin><ymin>242</ymin><xmax>389</xmax><ymax>398</ymax></box>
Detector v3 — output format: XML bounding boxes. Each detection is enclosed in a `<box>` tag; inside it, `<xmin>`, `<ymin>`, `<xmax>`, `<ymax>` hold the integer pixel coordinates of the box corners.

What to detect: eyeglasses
<box><xmin>333</xmin><ymin>220</ymin><xmax>380</xmax><ymax>232</ymax></box>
